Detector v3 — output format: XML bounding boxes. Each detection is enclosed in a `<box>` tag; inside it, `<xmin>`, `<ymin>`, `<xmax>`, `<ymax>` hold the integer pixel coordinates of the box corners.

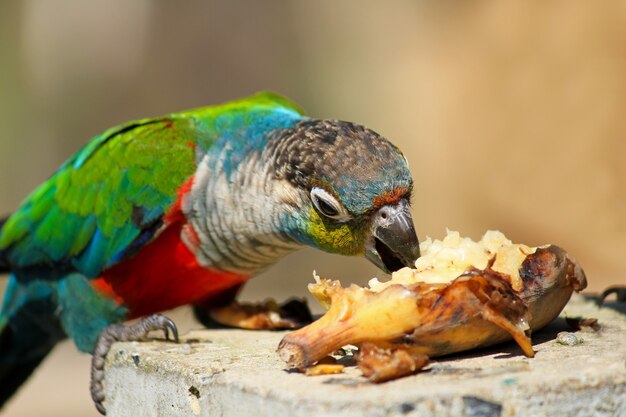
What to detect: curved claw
<box><xmin>159</xmin><ymin>315</ymin><xmax>179</xmax><ymax>343</ymax></box>
<box><xmin>90</xmin><ymin>314</ymin><xmax>179</xmax><ymax>415</ymax></box>
<box><xmin>599</xmin><ymin>286</ymin><xmax>626</xmax><ymax>306</ymax></box>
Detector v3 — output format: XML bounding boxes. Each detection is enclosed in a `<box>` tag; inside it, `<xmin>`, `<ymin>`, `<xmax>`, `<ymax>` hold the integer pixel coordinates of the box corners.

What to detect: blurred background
<box><xmin>1</xmin><ymin>1</ymin><xmax>624</xmax><ymax>415</ymax></box>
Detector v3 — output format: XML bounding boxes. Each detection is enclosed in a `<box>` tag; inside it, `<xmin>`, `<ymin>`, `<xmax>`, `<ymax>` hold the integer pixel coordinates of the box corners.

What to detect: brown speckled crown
<box><xmin>266</xmin><ymin>119</ymin><xmax>412</xmax><ymax>214</ymax></box>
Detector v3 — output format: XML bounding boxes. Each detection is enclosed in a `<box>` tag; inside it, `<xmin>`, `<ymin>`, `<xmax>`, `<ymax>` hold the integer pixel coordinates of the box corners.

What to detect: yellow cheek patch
<box><xmin>308</xmin><ymin>208</ymin><xmax>362</xmax><ymax>255</ymax></box>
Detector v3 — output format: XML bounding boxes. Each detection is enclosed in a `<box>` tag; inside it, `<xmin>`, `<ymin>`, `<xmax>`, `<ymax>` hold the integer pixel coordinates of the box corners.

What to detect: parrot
<box><xmin>0</xmin><ymin>92</ymin><xmax>420</xmax><ymax>414</ymax></box>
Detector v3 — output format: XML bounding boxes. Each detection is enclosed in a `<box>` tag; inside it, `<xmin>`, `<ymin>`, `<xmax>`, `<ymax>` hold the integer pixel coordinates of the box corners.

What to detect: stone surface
<box><xmin>104</xmin><ymin>294</ymin><xmax>626</xmax><ymax>417</ymax></box>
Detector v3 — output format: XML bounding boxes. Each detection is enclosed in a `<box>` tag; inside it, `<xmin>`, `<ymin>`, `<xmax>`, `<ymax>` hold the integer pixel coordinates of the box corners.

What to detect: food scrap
<box><xmin>303</xmin><ymin>355</ymin><xmax>345</xmax><ymax>376</ymax></box>
<box><xmin>304</xmin><ymin>364</ymin><xmax>345</xmax><ymax>376</ymax></box>
<box><xmin>357</xmin><ymin>342</ymin><xmax>429</xmax><ymax>383</ymax></box>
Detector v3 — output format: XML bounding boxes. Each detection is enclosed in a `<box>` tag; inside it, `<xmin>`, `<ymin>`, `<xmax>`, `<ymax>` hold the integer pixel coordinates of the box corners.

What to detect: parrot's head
<box><xmin>270</xmin><ymin>119</ymin><xmax>420</xmax><ymax>273</ymax></box>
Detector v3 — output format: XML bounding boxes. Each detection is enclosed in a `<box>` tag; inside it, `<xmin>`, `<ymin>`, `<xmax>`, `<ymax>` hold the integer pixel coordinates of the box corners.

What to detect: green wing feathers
<box><xmin>0</xmin><ymin>118</ymin><xmax>197</xmax><ymax>277</ymax></box>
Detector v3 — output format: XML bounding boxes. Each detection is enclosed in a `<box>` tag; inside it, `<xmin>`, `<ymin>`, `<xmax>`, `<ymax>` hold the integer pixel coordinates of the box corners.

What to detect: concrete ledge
<box><xmin>104</xmin><ymin>295</ymin><xmax>626</xmax><ymax>417</ymax></box>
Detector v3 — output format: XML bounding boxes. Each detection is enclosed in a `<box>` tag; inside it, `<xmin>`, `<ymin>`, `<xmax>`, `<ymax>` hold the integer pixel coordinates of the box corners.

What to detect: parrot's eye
<box><xmin>310</xmin><ymin>187</ymin><xmax>351</xmax><ymax>222</ymax></box>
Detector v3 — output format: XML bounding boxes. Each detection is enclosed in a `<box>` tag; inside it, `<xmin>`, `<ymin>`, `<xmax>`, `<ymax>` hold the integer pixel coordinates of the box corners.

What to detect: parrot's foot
<box><xmin>599</xmin><ymin>286</ymin><xmax>626</xmax><ymax>305</ymax></box>
<box><xmin>90</xmin><ymin>314</ymin><xmax>179</xmax><ymax>415</ymax></box>
<box><xmin>198</xmin><ymin>298</ymin><xmax>313</xmax><ymax>330</ymax></box>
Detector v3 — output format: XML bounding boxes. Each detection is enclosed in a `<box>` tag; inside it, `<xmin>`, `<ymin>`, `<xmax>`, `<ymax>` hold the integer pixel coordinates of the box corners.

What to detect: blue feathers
<box><xmin>1</xmin><ymin>273</ymin><xmax>126</xmax><ymax>354</ymax></box>
<box><xmin>203</xmin><ymin>107</ymin><xmax>303</xmax><ymax>179</ymax></box>
<box><xmin>56</xmin><ymin>274</ymin><xmax>127</xmax><ymax>352</ymax></box>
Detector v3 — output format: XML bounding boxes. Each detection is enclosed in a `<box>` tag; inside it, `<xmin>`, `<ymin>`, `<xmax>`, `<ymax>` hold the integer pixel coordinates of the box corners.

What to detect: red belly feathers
<box><xmin>92</xmin><ymin>179</ymin><xmax>250</xmax><ymax>318</ymax></box>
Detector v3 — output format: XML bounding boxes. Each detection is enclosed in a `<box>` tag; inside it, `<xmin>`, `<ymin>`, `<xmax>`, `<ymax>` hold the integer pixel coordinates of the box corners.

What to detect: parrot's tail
<box><xmin>0</xmin><ymin>219</ymin><xmax>64</xmax><ymax>409</ymax></box>
<box><xmin>0</xmin><ymin>278</ymin><xmax>65</xmax><ymax>409</ymax></box>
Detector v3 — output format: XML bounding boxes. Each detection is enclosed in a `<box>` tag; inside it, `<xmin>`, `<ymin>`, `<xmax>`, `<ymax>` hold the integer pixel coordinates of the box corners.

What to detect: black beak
<box><xmin>364</xmin><ymin>199</ymin><xmax>420</xmax><ymax>273</ymax></box>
